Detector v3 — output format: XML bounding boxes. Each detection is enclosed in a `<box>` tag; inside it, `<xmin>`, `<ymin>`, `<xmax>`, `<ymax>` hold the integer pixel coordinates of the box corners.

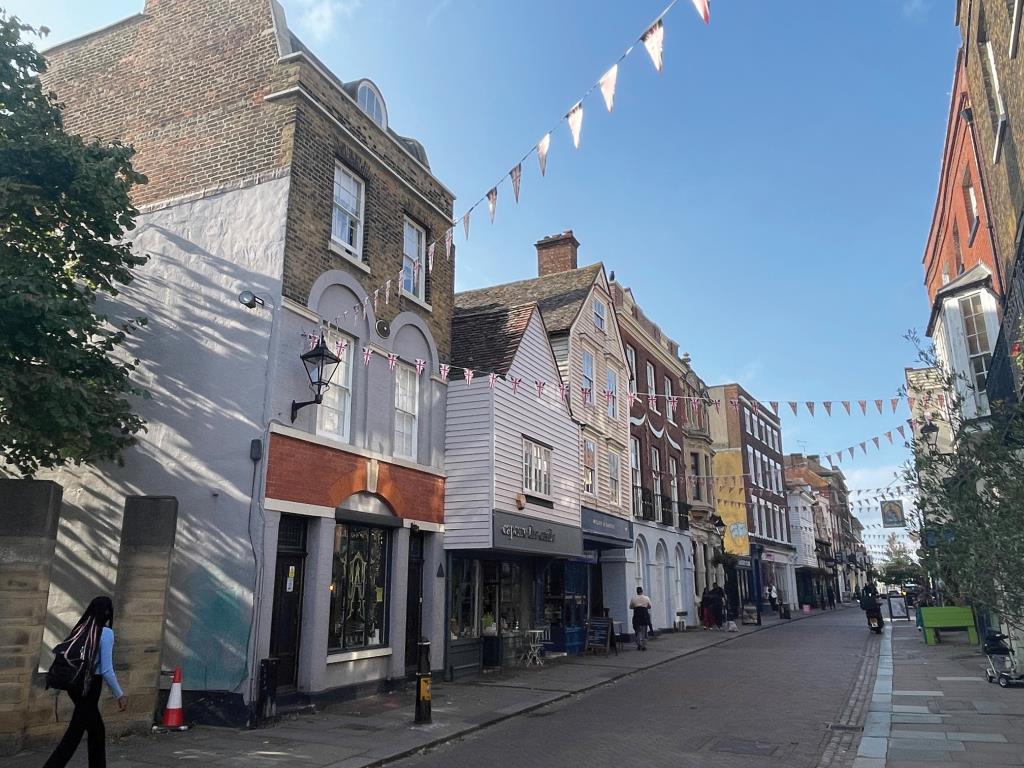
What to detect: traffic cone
<box><xmin>160</xmin><ymin>667</ymin><xmax>189</xmax><ymax>731</ymax></box>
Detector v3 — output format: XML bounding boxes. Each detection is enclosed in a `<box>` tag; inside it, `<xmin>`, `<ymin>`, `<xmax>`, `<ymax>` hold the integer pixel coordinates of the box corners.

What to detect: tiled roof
<box><xmin>455</xmin><ymin>263</ymin><xmax>602</xmax><ymax>334</ymax></box>
<box><xmin>450</xmin><ymin>304</ymin><xmax>537</xmax><ymax>376</ymax></box>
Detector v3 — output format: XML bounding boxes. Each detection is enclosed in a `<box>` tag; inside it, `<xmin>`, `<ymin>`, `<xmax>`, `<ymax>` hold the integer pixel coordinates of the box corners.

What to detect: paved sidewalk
<box><xmin>853</xmin><ymin>616</ymin><xmax>1024</xmax><ymax>768</ymax></box>
<box><xmin>10</xmin><ymin>607</ymin><xmax>832</xmax><ymax>768</ymax></box>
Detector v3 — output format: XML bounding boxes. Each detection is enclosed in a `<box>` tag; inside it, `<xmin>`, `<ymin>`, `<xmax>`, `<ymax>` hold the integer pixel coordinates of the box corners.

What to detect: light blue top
<box><xmin>94</xmin><ymin>626</ymin><xmax>124</xmax><ymax>698</ymax></box>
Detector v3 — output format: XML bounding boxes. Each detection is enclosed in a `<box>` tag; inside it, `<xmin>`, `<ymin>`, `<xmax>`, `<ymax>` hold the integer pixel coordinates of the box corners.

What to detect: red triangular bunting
<box><xmin>691</xmin><ymin>0</ymin><xmax>711</xmax><ymax>24</ymax></box>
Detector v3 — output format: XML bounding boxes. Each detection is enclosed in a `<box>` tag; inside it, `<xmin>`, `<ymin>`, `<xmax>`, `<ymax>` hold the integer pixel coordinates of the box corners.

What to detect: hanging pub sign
<box><xmin>881</xmin><ymin>500</ymin><xmax>906</xmax><ymax>528</ymax></box>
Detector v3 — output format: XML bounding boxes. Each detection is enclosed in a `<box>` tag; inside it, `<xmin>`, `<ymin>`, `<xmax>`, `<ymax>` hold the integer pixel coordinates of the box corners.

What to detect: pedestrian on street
<box><xmin>709</xmin><ymin>582</ymin><xmax>726</xmax><ymax>629</ymax></box>
<box><xmin>827</xmin><ymin>586</ymin><xmax>836</xmax><ymax>610</ymax></box>
<box><xmin>629</xmin><ymin>587</ymin><xmax>652</xmax><ymax>650</ymax></box>
<box><xmin>43</xmin><ymin>595</ymin><xmax>128</xmax><ymax>768</ymax></box>
<box><xmin>700</xmin><ymin>588</ymin><xmax>713</xmax><ymax>630</ymax></box>
<box><xmin>767</xmin><ymin>584</ymin><xmax>778</xmax><ymax>611</ymax></box>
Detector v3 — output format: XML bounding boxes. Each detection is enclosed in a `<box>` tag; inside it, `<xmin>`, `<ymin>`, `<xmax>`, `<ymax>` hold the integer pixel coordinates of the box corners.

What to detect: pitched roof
<box><xmin>455</xmin><ymin>264</ymin><xmax>603</xmax><ymax>334</ymax></box>
<box><xmin>450</xmin><ymin>304</ymin><xmax>537</xmax><ymax>376</ymax></box>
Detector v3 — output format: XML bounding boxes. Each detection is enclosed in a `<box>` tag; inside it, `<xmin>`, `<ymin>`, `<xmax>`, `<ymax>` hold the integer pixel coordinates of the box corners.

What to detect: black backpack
<box><xmin>45</xmin><ymin>628</ymin><xmax>93</xmax><ymax>696</ymax></box>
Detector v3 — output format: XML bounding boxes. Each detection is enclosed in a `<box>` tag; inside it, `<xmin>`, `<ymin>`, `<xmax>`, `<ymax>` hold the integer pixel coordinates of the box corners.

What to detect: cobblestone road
<box><xmin>393</xmin><ymin>609</ymin><xmax>876</xmax><ymax>768</ymax></box>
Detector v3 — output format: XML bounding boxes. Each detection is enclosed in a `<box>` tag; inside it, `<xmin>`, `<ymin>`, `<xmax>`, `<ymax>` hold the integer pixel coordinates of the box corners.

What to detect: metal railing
<box><xmin>660</xmin><ymin>496</ymin><xmax>674</xmax><ymax>526</ymax></box>
<box><xmin>633</xmin><ymin>486</ymin><xmax>655</xmax><ymax>520</ymax></box>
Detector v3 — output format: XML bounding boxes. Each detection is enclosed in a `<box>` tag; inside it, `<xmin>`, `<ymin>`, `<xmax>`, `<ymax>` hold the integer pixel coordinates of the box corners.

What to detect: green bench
<box><xmin>919</xmin><ymin>606</ymin><xmax>978</xmax><ymax>646</ymax></box>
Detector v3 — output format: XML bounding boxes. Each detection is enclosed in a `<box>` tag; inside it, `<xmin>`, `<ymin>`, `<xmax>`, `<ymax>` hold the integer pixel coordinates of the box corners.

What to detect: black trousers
<box><xmin>43</xmin><ymin>676</ymin><xmax>105</xmax><ymax>768</ymax></box>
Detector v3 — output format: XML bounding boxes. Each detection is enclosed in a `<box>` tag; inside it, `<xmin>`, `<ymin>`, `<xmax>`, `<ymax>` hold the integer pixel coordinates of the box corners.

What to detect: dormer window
<box><xmin>357</xmin><ymin>82</ymin><xmax>387</xmax><ymax>129</ymax></box>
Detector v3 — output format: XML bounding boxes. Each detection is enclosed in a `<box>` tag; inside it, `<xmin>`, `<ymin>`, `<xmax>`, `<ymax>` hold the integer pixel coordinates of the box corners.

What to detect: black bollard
<box><xmin>414</xmin><ymin>639</ymin><xmax>431</xmax><ymax>724</ymax></box>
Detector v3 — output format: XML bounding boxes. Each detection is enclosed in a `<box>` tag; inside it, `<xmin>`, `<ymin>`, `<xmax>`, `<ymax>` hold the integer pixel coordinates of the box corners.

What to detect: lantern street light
<box><xmin>291</xmin><ymin>333</ymin><xmax>342</xmax><ymax>422</ymax></box>
<box><xmin>712</xmin><ymin>516</ymin><xmax>726</xmax><ymax>538</ymax></box>
<box><xmin>920</xmin><ymin>421</ymin><xmax>940</xmax><ymax>453</ymax></box>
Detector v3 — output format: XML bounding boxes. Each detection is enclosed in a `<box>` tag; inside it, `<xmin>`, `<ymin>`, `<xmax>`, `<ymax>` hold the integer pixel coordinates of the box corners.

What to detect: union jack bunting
<box><xmin>489</xmin><ymin>372</ymin><xmax>498</xmax><ymax>391</ymax></box>
<box><xmin>729</xmin><ymin>398</ymin><xmax>740</xmax><ymax>411</ymax></box>
<box><xmin>558</xmin><ymin>382</ymin><xmax>569</xmax><ymax>402</ymax></box>
<box><xmin>510</xmin><ymin>377</ymin><xmax>523</xmax><ymax>395</ymax></box>
<box><xmin>627</xmin><ymin>391</ymin><xmax>639</xmax><ymax>409</ymax></box>
<box><xmin>668</xmin><ymin>396</ymin><xmax>679</xmax><ymax>416</ymax></box>
<box><xmin>713</xmin><ymin>399</ymin><xmax>721</xmax><ymax>413</ymax></box>
<box><xmin>823</xmin><ymin>401</ymin><xmax>832</xmax><ymax>416</ymax></box>
<box><xmin>362</xmin><ymin>346</ymin><xmax>373</xmax><ymax>367</ymax></box>
<box><xmin>510</xmin><ymin>163</ymin><xmax>522</xmax><ymax>203</ymax></box>
<box><xmin>414</xmin><ymin>358</ymin><xmax>426</xmax><ymax>376</ymax></box>
<box><xmin>603</xmin><ymin>388</ymin><xmax>614</xmax><ymax>406</ymax></box>
<box><xmin>842</xmin><ymin>401</ymin><xmax>851</xmax><ymax>415</ymax></box>
<box><xmin>335</xmin><ymin>339</ymin><xmax>348</xmax><ymax>358</ymax></box>
<box><xmin>891</xmin><ymin>398</ymin><xmax>899</xmax><ymax>413</ymax></box>
<box><xmin>439</xmin><ymin>364</ymin><xmax>450</xmax><ymax>383</ymax></box>
<box><xmin>463</xmin><ymin>368</ymin><xmax>475</xmax><ymax>386</ymax></box>
<box><xmin>536</xmin><ymin>381</ymin><xmax>546</xmax><ymax>399</ymax></box>
<box><xmin>387</xmin><ymin>353</ymin><xmax>398</xmax><ymax>372</ymax></box>
<box><xmin>581</xmin><ymin>386</ymin><xmax>593</xmax><ymax>405</ymax></box>
<box><xmin>770</xmin><ymin>401</ymin><xmax>779</xmax><ymax>416</ymax></box>
<box><xmin>875</xmin><ymin>399</ymin><xmax>883</xmax><ymax>415</ymax></box>
<box><xmin>647</xmin><ymin>394</ymin><xmax>657</xmax><ymax>411</ymax></box>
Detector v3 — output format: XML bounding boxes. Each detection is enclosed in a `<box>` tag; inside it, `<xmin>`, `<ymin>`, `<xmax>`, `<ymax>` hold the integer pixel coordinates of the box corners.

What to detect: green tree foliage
<box><xmin>878</xmin><ymin>533</ymin><xmax>922</xmax><ymax>587</ymax></box>
<box><xmin>904</xmin><ymin>334</ymin><xmax>1024</xmax><ymax>630</ymax></box>
<box><xmin>0</xmin><ymin>12</ymin><xmax>148</xmax><ymax>476</ymax></box>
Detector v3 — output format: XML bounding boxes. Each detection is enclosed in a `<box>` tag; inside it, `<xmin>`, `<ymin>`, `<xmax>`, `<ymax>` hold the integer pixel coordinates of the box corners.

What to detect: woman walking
<box><xmin>44</xmin><ymin>596</ymin><xmax>127</xmax><ymax>768</ymax></box>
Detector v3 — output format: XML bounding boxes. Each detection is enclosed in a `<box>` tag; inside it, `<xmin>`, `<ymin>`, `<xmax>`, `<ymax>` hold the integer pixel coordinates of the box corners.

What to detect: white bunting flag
<box><xmin>599</xmin><ymin>64</ymin><xmax>618</xmax><ymax>112</ymax></box>
<box><xmin>642</xmin><ymin>20</ymin><xmax>664</xmax><ymax>73</ymax></box>
<box><xmin>463</xmin><ymin>368</ymin><xmax>475</xmax><ymax>387</ymax></box>
<box><xmin>463</xmin><ymin>210</ymin><xmax>471</xmax><ymax>240</ymax></box>
<box><xmin>439</xmin><ymin>363</ymin><xmax>450</xmax><ymax>383</ymax></box>
<box><xmin>385</xmin><ymin>279</ymin><xmax>392</xmax><ymax>305</ymax></box>
<box><xmin>373</xmin><ymin>288</ymin><xmax>380</xmax><ymax>314</ymax></box>
<box><xmin>488</xmin><ymin>372</ymin><xmax>498</xmax><ymax>391</ymax></box>
<box><xmin>691</xmin><ymin>0</ymin><xmax>710</xmax><ymax>24</ymax></box>
<box><xmin>444</xmin><ymin>229</ymin><xmax>453</xmax><ymax>261</ymax></box>
<box><xmin>537</xmin><ymin>133</ymin><xmax>550</xmax><ymax>176</ymax></box>
<box><xmin>427</xmin><ymin>243</ymin><xmax>435</xmax><ymax>274</ymax></box>
<box><xmin>487</xmin><ymin>187</ymin><xmax>497</xmax><ymax>223</ymax></box>
<box><xmin>567</xmin><ymin>103</ymin><xmax>584</xmax><ymax>149</ymax></box>
<box><xmin>510</xmin><ymin>163</ymin><xmax>522</xmax><ymax>203</ymax></box>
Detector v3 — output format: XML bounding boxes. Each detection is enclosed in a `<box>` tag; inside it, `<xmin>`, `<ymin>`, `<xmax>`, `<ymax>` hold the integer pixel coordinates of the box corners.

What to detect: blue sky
<box><xmin>6</xmin><ymin>0</ymin><xmax>959</xmax><ymax>535</ymax></box>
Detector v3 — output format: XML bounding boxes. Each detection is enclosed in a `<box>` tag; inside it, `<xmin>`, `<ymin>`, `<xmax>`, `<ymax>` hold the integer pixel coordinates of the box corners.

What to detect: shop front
<box><xmin>580</xmin><ymin>507</ymin><xmax>633</xmax><ymax>630</ymax></box>
<box><xmin>445</xmin><ymin>511</ymin><xmax>585</xmax><ymax>678</ymax></box>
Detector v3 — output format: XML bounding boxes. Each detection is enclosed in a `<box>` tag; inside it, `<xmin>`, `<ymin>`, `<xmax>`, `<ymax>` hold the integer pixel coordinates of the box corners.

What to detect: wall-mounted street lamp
<box><xmin>920</xmin><ymin>421</ymin><xmax>940</xmax><ymax>453</ymax></box>
<box><xmin>291</xmin><ymin>334</ymin><xmax>341</xmax><ymax>422</ymax></box>
<box><xmin>712</xmin><ymin>516</ymin><xmax>726</xmax><ymax>538</ymax></box>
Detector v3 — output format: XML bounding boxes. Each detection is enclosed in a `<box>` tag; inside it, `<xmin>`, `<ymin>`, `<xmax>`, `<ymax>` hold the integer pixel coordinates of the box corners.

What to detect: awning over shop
<box><xmin>580</xmin><ymin>507</ymin><xmax>633</xmax><ymax>549</ymax></box>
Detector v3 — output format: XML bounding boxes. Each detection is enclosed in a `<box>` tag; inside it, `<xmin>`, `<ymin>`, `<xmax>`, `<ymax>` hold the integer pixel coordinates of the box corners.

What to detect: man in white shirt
<box><xmin>629</xmin><ymin>587</ymin><xmax>653</xmax><ymax>650</ymax></box>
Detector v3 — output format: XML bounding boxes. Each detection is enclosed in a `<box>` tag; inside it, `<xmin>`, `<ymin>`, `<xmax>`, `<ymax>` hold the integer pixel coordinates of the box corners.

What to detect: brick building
<box><xmin>610</xmin><ymin>281</ymin><xmax>721</xmax><ymax>630</ymax></box>
<box><xmin>37</xmin><ymin>0</ymin><xmax>454</xmax><ymax>721</ymax></box>
<box><xmin>708</xmin><ymin>384</ymin><xmax>796</xmax><ymax>615</ymax></box>
<box><xmin>955</xmin><ymin>0</ymin><xmax>1024</xmax><ymax>403</ymax></box>
<box><xmin>920</xmin><ymin>48</ymin><xmax>1003</xmax><ymax>423</ymax></box>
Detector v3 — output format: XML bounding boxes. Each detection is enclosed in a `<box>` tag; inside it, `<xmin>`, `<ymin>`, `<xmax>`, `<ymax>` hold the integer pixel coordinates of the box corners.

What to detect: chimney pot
<box><xmin>535</xmin><ymin>230</ymin><xmax>579</xmax><ymax>276</ymax></box>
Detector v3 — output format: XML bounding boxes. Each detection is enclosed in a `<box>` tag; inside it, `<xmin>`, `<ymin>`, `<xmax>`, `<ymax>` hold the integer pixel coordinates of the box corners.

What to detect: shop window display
<box><xmin>328</xmin><ymin>523</ymin><xmax>389</xmax><ymax>651</ymax></box>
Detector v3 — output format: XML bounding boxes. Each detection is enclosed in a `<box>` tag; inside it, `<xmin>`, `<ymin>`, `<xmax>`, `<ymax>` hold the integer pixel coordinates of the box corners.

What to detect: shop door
<box><xmin>405</xmin><ymin>531</ymin><xmax>425</xmax><ymax>674</ymax></box>
<box><xmin>269</xmin><ymin>515</ymin><xmax>307</xmax><ymax>691</ymax></box>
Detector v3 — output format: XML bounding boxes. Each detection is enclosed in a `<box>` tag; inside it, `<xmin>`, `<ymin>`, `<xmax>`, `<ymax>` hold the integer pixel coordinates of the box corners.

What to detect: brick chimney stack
<box><xmin>535</xmin><ymin>230</ymin><xmax>579</xmax><ymax>276</ymax></box>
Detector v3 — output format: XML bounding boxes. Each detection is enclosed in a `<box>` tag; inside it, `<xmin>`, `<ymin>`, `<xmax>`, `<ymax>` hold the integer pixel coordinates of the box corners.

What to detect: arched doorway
<box><xmin>655</xmin><ymin>541</ymin><xmax>669</xmax><ymax>629</ymax></box>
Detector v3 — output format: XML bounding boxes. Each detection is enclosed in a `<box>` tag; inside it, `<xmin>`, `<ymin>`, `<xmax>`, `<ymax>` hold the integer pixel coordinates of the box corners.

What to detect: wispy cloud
<box><xmin>903</xmin><ymin>0</ymin><xmax>927</xmax><ymax>18</ymax></box>
<box><xmin>291</xmin><ymin>0</ymin><xmax>362</xmax><ymax>42</ymax></box>
<box><xmin>711</xmin><ymin>361</ymin><xmax>762</xmax><ymax>389</ymax></box>
<box><xmin>426</xmin><ymin>0</ymin><xmax>453</xmax><ymax>28</ymax></box>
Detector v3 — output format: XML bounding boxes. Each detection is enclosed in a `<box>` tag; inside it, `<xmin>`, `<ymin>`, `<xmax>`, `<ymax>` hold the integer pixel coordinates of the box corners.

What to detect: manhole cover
<box><xmin>828</xmin><ymin>723</ymin><xmax>863</xmax><ymax>732</ymax></box>
<box><xmin>712</xmin><ymin>739</ymin><xmax>780</xmax><ymax>757</ymax></box>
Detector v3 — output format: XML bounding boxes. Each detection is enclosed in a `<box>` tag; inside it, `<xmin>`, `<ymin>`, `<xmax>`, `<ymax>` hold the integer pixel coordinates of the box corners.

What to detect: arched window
<box><xmin>357</xmin><ymin>82</ymin><xmax>386</xmax><ymax>129</ymax></box>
